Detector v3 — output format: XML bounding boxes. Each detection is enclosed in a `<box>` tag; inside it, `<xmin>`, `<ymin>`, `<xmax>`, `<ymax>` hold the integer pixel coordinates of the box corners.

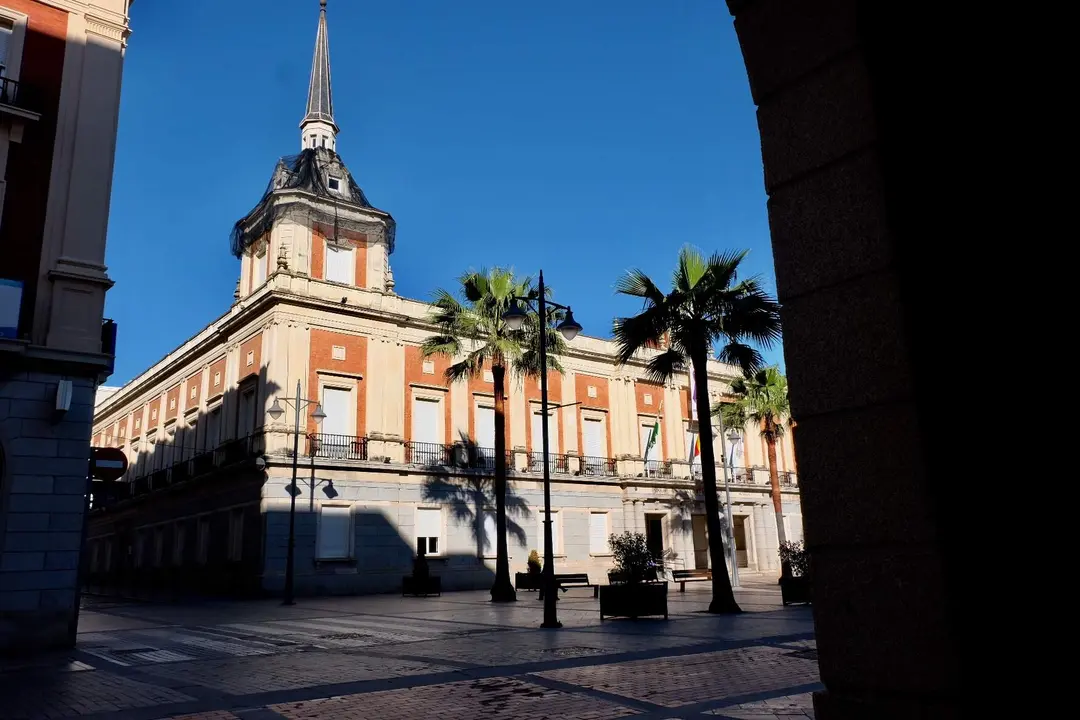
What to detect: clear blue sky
<box><xmin>104</xmin><ymin>0</ymin><xmax>782</xmax><ymax>385</ymax></box>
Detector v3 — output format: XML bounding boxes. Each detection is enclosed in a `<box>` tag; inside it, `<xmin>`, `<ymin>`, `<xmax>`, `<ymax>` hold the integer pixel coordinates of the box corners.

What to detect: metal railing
<box><xmin>579</xmin><ymin>456</ymin><xmax>618</xmax><ymax>477</ymax></box>
<box><xmin>526</xmin><ymin>451</ymin><xmax>570</xmax><ymax>474</ymax></box>
<box><xmin>307</xmin><ymin>433</ymin><xmax>367</xmax><ymax>460</ymax></box>
<box><xmin>405</xmin><ymin>441</ymin><xmax>455</xmax><ymax>466</ymax></box>
<box><xmin>0</xmin><ymin>77</ymin><xmax>22</xmax><ymax>107</ymax></box>
<box><xmin>643</xmin><ymin>460</ymin><xmax>673</xmax><ymax>478</ymax></box>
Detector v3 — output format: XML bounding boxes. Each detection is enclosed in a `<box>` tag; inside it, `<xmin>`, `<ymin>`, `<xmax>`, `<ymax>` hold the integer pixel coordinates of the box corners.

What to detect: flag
<box><xmin>644</xmin><ymin>417</ymin><xmax>660</xmax><ymax>462</ymax></box>
<box><xmin>688</xmin><ymin>364</ymin><xmax>700</xmax><ymax>464</ymax></box>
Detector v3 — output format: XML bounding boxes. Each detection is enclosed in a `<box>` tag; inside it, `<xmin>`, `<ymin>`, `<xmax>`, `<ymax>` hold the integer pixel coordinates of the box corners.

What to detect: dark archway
<box><xmin>728</xmin><ymin>1</ymin><xmax>964</xmax><ymax>717</ymax></box>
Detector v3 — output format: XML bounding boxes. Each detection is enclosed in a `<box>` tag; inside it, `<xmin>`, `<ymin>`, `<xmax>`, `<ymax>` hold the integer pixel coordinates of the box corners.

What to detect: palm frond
<box><xmin>421</xmin><ymin>335</ymin><xmax>460</xmax><ymax>359</ymax></box>
<box><xmin>643</xmin><ymin>347</ymin><xmax>686</xmax><ymax>385</ymax></box>
<box><xmin>673</xmin><ymin>245</ymin><xmax>709</xmax><ymax>294</ymax></box>
<box><xmin>613</xmin><ymin>304</ymin><xmax>670</xmax><ymax>365</ymax></box>
<box><xmin>615</xmin><ymin>269</ymin><xmax>665</xmax><ymax>306</ymax></box>
<box><xmin>716</xmin><ymin>342</ymin><xmax>765</xmax><ymax>377</ymax></box>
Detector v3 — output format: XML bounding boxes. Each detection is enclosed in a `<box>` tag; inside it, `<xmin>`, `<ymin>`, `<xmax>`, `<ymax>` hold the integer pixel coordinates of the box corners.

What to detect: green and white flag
<box><xmin>644</xmin><ymin>399</ymin><xmax>663</xmax><ymax>462</ymax></box>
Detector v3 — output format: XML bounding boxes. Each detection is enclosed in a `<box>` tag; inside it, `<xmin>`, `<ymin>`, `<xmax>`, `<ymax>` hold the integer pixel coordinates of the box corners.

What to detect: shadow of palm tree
<box><xmin>421</xmin><ymin>431</ymin><xmax>532</xmax><ymax>561</ymax></box>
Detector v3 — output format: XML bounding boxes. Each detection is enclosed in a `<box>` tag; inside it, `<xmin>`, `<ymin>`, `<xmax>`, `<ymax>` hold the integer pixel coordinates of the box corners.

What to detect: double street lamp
<box><xmin>502</xmin><ymin>269</ymin><xmax>582</xmax><ymax>630</ymax></box>
<box><xmin>267</xmin><ymin>380</ymin><xmax>326</xmax><ymax>606</ymax></box>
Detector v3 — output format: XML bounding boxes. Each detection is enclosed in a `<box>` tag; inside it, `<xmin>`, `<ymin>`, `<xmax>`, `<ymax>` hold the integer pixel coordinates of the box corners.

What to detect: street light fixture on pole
<box><xmin>715</xmin><ymin>408</ymin><xmax>740</xmax><ymax>589</ymax></box>
<box><xmin>267</xmin><ymin>380</ymin><xmax>326</xmax><ymax>606</ymax></box>
<box><xmin>503</xmin><ymin>270</ymin><xmax>582</xmax><ymax>630</ymax></box>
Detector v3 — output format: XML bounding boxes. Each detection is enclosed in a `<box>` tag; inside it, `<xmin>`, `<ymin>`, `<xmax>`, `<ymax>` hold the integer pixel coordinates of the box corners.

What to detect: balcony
<box><xmin>643</xmin><ymin>460</ymin><xmax>674</xmax><ymax>479</ymax></box>
<box><xmin>307</xmin><ymin>433</ymin><xmax>367</xmax><ymax>461</ymax></box>
<box><xmin>93</xmin><ymin>432</ymin><xmax>265</xmax><ymax>508</ymax></box>
<box><xmin>405</xmin><ymin>441</ymin><xmax>455</xmax><ymax>467</ymax></box>
<box><xmin>0</xmin><ymin>77</ymin><xmax>40</xmax><ymax>121</ymax></box>
<box><xmin>579</xmin><ymin>456</ymin><xmax>618</xmax><ymax>477</ymax></box>
<box><xmin>525</xmin><ymin>451</ymin><xmax>571</xmax><ymax>474</ymax></box>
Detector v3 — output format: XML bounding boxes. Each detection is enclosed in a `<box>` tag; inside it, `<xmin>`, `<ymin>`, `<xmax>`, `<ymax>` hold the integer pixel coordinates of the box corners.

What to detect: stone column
<box><xmin>729</xmin><ymin>1</ymin><xmax>962</xmax><ymax>715</ymax></box>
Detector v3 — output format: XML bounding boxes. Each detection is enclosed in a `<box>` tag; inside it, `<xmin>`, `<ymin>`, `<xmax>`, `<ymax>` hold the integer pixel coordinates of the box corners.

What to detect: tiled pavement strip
<box><xmin>0</xmin><ymin>580</ymin><xmax>819</xmax><ymax>720</ymax></box>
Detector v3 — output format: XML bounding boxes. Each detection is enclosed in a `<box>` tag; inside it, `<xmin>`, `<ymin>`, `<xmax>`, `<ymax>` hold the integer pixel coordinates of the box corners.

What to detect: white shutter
<box><xmin>325</xmin><ymin>243</ymin><xmax>353</xmax><ymax>284</ymax></box>
<box><xmin>589</xmin><ymin>512</ymin><xmax>608</xmax><ymax>554</ymax></box>
<box><xmin>416</xmin><ymin>508</ymin><xmax>442</xmax><ymax>555</ymax></box>
<box><xmin>317</xmin><ymin>506</ymin><xmax>351</xmax><ymax>559</ymax></box>
<box><xmin>583</xmin><ymin>418</ymin><xmax>605</xmax><ymax>457</ymax></box>
<box><xmin>476</xmin><ymin>406</ymin><xmax>495</xmax><ymax>449</ymax></box>
<box><xmin>412</xmin><ymin>398</ymin><xmax>440</xmax><ymax>444</ymax></box>
<box><xmin>321</xmin><ymin>387</ymin><xmax>351</xmax><ymax>436</ymax></box>
<box><xmin>253</xmin><ymin>251</ymin><xmax>266</xmax><ymax>288</ymax></box>
<box><xmin>546</xmin><ymin>412</ymin><xmax>558</xmax><ymax>454</ymax></box>
<box><xmin>482</xmin><ymin>512</ymin><xmax>497</xmax><ymax>556</ymax></box>
<box><xmin>531</xmin><ymin>411</ymin><xmax>544</xmax><ymax>452</ymax></box>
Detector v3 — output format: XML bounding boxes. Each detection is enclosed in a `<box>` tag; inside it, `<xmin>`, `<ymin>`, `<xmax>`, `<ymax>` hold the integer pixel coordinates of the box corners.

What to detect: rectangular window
<box><xmin>411</xmin><ymin>397</ymin><xmax>440</xmax><ymax>444</ymax></box>
<box><xmin>475</xmin><ymin>405</ymin><xmax>495</xmax><ymax>451</ymax></box>
<box><xmin>228</xmin><ymin>509</ymin><xmax>244</xmax><ymax>562</ymax></box>
<box><xmin>237</xmin><ymin>386</ymin><xmax>256</xmax><ymax>437</ymax></box>
<box><xmin>0</xmin><ymin>18</ymin><xmax>13</xmax><ymax>78</ymax></box>
<box><xmin>328</xmin><ymin>176</ymin><xmax>340</xmax><ymax>191</ymax></box>
<box><xmin>325</xmin><ymin>242</ymin><xmax>353</xmax><ymax>284</ymax></box>
<box><xmin>582</xmin><ymin>417</ymin><xmax>605</xmax><ymax>458</ymax></box>
<box><xmin>317</xmin><ymin>505</ymin><xmax>352</xmax><ymax>559</ymax></box>
<box><xmin>196</xmin><ymin>517</ymin><xmax>210</xmax><ymax>565</ymax></box>
<box><xmin>205</xmin><ymin>407</ymin><xmax>221</xmax><ymax>449</ymax></box>
<box><xmin>253</xmin><ymin>248</ymin><xmax>266</xmax><ymax>288</ymax></box>
<box><xmin>482</xmin><ymin>511</ymin><xmax>497</xmax><ymax>557</ymax></box>
<box><xmin>416</xmin><ymin>507</ymin><xmax>441</xmax><ymax>556</ymax></box>
<box><xmin>538</xmin><ymin>510</ymin><xmax>561</xmax><ymax>555</ymax></box>
<box><xmin>173</xmin><ymin>523</ymin><xmax>186</xmax><ymax>566</ymax></box>
<box><xmin>590</xmin><ymin>512</ymin><xmax>609</xmax><ymax>554</ymax></box>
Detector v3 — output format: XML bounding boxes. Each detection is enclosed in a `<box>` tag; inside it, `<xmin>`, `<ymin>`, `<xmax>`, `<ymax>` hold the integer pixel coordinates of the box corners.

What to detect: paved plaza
<box><xmin>0</xmin><ymin>578</ymin><xmax>819</xmax><ymax>720</ymax></box>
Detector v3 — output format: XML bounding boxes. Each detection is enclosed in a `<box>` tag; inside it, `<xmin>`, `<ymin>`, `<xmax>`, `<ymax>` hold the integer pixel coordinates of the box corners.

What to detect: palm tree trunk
<box><xmin>490</xmin><ymin>362</ymin><xmax>516</xmax><ymax>602</ymax></box>
<box><xmin>766</xmin><ymin>428</ymin><xmax>790</xmax><ymax>578</ymax></box>
<box><xmin>691</xmin><ymin>348</ymin><xmax>741</xmax><ymax>614</ymax></box>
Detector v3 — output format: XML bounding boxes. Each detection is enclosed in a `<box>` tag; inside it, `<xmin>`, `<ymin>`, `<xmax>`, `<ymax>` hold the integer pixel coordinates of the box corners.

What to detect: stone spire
<box><xmin>300</xmin><ymin>0</ymin><xmax>339</xmax><ymax>152</ymax></box>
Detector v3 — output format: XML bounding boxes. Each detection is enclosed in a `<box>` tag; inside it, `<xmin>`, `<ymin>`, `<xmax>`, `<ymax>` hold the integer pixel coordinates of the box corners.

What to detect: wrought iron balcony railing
<box><xmin>525</xmin><ymin>451</ymin><xmax>570</xmax><ymax>474</ymax></box>
<box><xmin>307</xmin><ymin>433</ymin><xmax>367</xmax><ymax>460</ymax></box>
<box><xmin>643</xmin><ymin>460</ymin><xmax>674</xmax><ymax>478</ymax></box>
<box><xmin>579</xmin><ymin>455</ymin><xmax>618</xmax><ymax>477</ymax></box>
<box><xmin>405</xmin><ymin>441</ymin><xmax>455</xmax><ymax>467</ymax></box>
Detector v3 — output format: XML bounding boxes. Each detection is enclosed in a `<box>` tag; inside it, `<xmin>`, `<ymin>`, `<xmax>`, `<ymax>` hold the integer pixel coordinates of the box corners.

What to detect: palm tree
<box><xmin>422</xmin><ymin>268</ymin><xmax>564</xmax><ymax>602</ymax></box>
<box><xmin>718</xmin><ymin>367</ymin><xmax>793</xmax><ymax>576</ymax></box>
<box><xmin>613</xmin><ymin>246</ymin><xmax>781</xmax><ymax>614</ymax></box>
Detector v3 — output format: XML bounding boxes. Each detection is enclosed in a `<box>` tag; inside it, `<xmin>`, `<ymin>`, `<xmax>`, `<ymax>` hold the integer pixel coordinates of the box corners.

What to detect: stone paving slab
<box><xmin>0</xmin><ymin>669</ymin><xmax>196</xmax><ymax>719</ymax></box>
<box><xmin>269</xmin><ymin>676</ymin><xmax>641</xmax><ymax>720</ymax></box>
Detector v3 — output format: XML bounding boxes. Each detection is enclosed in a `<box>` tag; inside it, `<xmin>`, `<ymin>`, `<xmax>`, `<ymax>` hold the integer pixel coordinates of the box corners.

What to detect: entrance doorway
<box><xmin>734</xmin><ymin>515</ymin><xmax>749</xmax><ymax>569</ymax></box>
<box><xmin>644</xmin><ymin>514</ymin><xmax>664</xmax><ymax>562</ymax></box>
<box><xmin>691</xmin><ymin>515</ymin><xmax>708</xmax><ymax>569</ymax></box>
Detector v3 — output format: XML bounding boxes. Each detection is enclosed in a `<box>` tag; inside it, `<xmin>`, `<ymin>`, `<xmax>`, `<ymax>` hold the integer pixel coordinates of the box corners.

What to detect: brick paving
<box><xmin>270</xmin><ymin>677</ymin><xmax>640</xmax><ymax>720</ymax></box>
<box><xmin>0</xmin><ymin>587</ymin><xmax>819</xmax><ymax>720</ymax></box>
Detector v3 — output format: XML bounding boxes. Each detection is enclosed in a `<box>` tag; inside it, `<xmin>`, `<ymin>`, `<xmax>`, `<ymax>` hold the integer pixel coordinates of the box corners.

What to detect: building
<box><xmin>0</xmin><ymin>0</ymin><xmax>131</xmax><ymax>651</ymax></box>
<box><xmin>85</xmin><ymin>2</ymin><xmax>801</xmax><ymax>599</ymax></box>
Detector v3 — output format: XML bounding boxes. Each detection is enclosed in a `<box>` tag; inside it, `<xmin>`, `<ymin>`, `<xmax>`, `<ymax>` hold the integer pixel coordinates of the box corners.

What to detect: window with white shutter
<box><xmin>538</xmin><ymin>510</ymin><xmax>561</xmax><ymax>555</ymax></box>
<box><xmin>325</xmin><ymin>243</ymin><xmax>353</xmax><ymax>284</ymax></box>
<box><xmin>317</xmin><ymin>505</ymin><xmax>352</xmax><ymax>559</ymax></box>
<box><xmin>589</xmin><ymin>512</ymin><xmax>609</xmax><ymax>554</ymax></box>
<box><xmin>0</xmin><ymin>19</ymin><xmax>12</xmax><ymax>78</ymax></box>
<box><xmin>482</xmin><ymin>512</ymin><xmax>497</xmax><ymax>557</ymax></box>
<box><xmin>416</xmin><ymin>508</ymin><xmax>442</xmax><ymax>556</ymax></box>
<box><xmin>411</xmin><ymin>397</ymin><xmax>440</xmax><ymax>443</ymax></box>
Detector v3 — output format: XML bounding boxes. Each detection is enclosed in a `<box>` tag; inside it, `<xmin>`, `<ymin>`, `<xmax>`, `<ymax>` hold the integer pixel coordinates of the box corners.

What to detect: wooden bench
<box><xmin>402</xmin><ymin>575</ymin><xmax>441</xmax><ymax>597</ymax></box>
<box><xmin>538</xmin><ymin>573</ymin><xmax>599</xmax><ymax>599</ymax></box>
<box><xmin>672</xmin><ymin>569</ymin><xmax>712</xmax><ymax>592</ymax></box>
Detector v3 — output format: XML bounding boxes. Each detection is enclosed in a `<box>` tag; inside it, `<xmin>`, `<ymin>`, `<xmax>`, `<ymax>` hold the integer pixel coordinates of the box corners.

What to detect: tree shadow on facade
<box><xmin>420</xmin><ymin>431</ymin><xmax>532</xmax><ymax>562</ymax></box>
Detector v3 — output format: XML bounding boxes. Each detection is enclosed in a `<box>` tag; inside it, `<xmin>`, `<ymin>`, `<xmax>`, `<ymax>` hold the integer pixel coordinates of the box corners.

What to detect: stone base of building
<box><xmin>813</xmin><ymin>690</ymin><xmax>959</xmax><ymax>720</ymax></box>
<box><xmin>1</xmin><ymin>366</ymin><xmax>98</xmax><ymax>654</ymax></box>
<box><xmin>0</xmin><ymin>608</ymin><xmax>76</xmax><ymax>655</ymax></box>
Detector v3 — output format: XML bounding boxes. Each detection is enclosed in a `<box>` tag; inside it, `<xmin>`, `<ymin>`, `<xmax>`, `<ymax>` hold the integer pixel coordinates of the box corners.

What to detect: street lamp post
<box><xmin>267</xmin><ymin>380</ymin><xmax>326</xmax><ymax>606</ymax></box>
<box><xmin>503</xmin><ymin>269</ymin><xmax>582</xmax><ymax>630</ymax></box>
<box><xmin>715</xmin><ymin>410</ymin><xmax>740</xmax><ymax>589</ymax></box>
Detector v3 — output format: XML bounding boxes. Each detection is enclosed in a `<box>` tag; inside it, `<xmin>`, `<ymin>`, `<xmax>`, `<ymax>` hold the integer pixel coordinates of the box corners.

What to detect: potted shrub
<box><xmin>778</xmin><ymin>541</ymin><xmax>811</xmax><ymax>605</ymax></box>
<box><xmin>599</xmin><ymin>532</ymin><xmax>668</xmax><ymax>620</ymax></box>
<box><xmin>516</xmin><ymin>549</ymin><xmax>543</xmax><ymax>591</ymax></box>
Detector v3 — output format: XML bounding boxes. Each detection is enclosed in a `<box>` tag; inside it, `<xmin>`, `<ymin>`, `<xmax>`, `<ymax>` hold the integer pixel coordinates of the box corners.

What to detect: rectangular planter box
<box><xmin>599</xmin><ymin>582</ymin><xmax>668</xmax><ymax>620</ymax></box>
<box><xmin>515</xmin><ymin>572</ymin><xmax>542</xmax><ymax>591</ymax></box>
<box><xmin>780</xmin><ymin>576</ymin><xmax>811</xmax><ymax>605</ymax></box>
